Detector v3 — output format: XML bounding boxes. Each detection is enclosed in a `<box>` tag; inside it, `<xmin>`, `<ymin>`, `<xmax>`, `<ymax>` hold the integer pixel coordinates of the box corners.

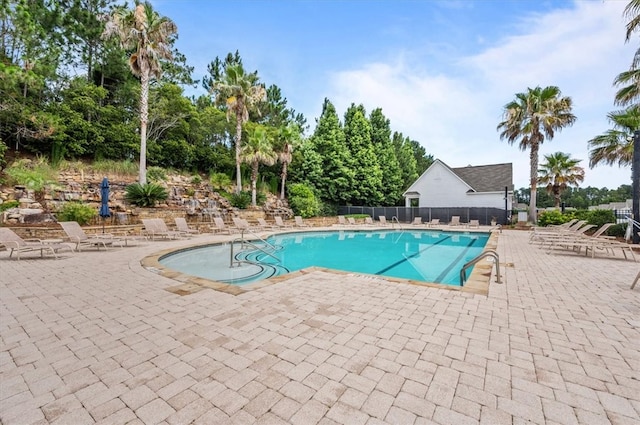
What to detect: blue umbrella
<box><xmin>99</xmin><ymin>177</ymin><xmax>111</xmax><ymax>233</ymax></box>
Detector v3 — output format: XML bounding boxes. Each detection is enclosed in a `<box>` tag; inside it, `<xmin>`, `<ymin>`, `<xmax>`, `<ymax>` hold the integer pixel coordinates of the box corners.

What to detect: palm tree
<box><xmin>241</xmin><ymin>126</ymin><xmax>277</xmax><ymax>206</ymax></box>
<box><xmin>538</xmin><ymin>152</ymin><xmax>585</xmax><ymax>208</ymax></box>
<box><xmin>102</xmin><ymin>1</ymin><xmax>177</xmax><ymax>185</ymax></box>
<box><xmin>615</xmin><ymin>0</ymin><xmax>640</xmax><ymax>107</ymax></box>
<box><xmin>210</xmin><ymin>63</ymin><xmax>266</xmax><ymax>194</ymax></box>
<box><xmin>276</xmin><ymin>124</ymin><xmax>300</xmax><ymax>200</ymax></box>
<box><xmin>588</xmin><ymin>106</ymin><xmax>639</xmax><ymax>168</ymax></box>
<box><xmin>497</xmin><ymin>86</ymin><xmax>576</xmax><ymax>223</ymax></box>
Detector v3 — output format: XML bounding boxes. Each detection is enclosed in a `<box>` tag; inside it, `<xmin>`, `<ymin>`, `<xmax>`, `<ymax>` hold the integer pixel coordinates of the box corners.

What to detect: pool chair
<box><xmin>411</xmin><ymin>217</ymin><xmax>423</xmax><ymax>226</ymax></box>
<box><xmin>378</xmin><ymin>216</ymin><xmax>389</xmax><ymax>226</ymax></box>
<box><xmin>257</xmin><ymin>218</ymin><xmax>277</xmax><ymax>230</ymax></box>
<box><xmin>468</xmin><ymin>219</ymin><xmax>480</xmax><ymax>228</ymax></box>
<box><xmin>294</xmin><ymin>216</ymin><xmax>309</xmax><ymax>227</ymax></box>
<box><xmin>449</xmin><ymin>216</ymin><xmax>461</xmax><ymax>226</ymax></box>
<box><xmin>0</xmin><ymin>227</ymin><xmax>73</xmax><ymax>260</ymax></box>
<box><xmin>364</xmin><ymin>217</ymin><xmax>374</xmax><ymax>226</ymax></box>
<box><xmin>211</xmin><ymin>217</ymin><xmax>237</xmax><ymax>234</ymax></box>
<box><xmin>426</xmin><ymin>218</ymin><xmax>440</xmax><ymax>228</ymax></box>
<box><xmin>174</xmin><ymin>217</ymin><xmax>200</xmax><ymax>236</ymax></box>
<box><xmin>141</xmin><ymin>218</ymin><xmax>184</xmax><ymax>240</ymax></box>
<box><xmin>337</xmin><ymin>215</ymin><xmax>347</xmax><ymax>226</ymax></box>
<box><xmin>274</xmin><ymin>216</ymin><xmax>293</xmax><ymax>228</ymax></box>
<box><xmin>59</xmin><ymin>221</ymin><xmax>123</xmax><ymax>251</ymax></box>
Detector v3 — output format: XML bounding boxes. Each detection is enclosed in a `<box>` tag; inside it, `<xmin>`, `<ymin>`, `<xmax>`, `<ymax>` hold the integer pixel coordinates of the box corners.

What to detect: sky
<box><xmin>153</xmin><ymin>0</ymin><xmax>636</xmax><ymax>191</ymax></box>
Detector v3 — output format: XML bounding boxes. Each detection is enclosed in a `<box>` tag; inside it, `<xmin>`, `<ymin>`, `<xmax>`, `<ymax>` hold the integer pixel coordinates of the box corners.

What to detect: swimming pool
<box><xmin>158</xmin><ymin>229</ymin><xmax>490</xmax><ymax>286</ymax></box>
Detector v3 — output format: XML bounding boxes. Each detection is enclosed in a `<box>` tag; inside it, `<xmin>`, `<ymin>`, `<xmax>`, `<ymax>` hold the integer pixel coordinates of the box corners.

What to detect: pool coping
<box><xmin>141</xmin><ymin>226</ymin><xmax>500</xmax><ymax>297</ymax></box>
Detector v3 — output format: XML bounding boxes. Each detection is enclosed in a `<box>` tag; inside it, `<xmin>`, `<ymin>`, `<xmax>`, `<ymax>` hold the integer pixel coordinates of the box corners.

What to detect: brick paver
<box><xmin>1</xmin><ymin>229</ymin><xmax>639</xmax><ymax>424</ymax></box>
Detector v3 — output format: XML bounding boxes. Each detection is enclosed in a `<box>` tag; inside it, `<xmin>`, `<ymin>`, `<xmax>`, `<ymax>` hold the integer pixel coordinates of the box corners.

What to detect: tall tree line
<box><xmin>0</xmin><ymin>0</ymin><xmax>433</xmax><ymax>207</ymax></box>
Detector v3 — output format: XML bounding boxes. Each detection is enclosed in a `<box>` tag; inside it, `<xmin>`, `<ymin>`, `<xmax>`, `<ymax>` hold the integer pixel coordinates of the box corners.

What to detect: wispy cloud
<box><xmin>327</xmin><ymin>0</ymin><xmax>634</xmax><ymax>189</ymax></box>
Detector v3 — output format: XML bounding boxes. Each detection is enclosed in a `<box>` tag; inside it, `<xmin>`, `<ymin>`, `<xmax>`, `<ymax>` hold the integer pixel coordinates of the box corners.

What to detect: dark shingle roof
<box><xmin>450</xmin><ymin>162</ymin><xmax>513</xmax><ymax>192</ymax></box>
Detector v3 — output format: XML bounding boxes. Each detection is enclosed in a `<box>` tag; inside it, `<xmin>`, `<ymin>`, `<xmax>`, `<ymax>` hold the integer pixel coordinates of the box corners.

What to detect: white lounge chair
<box><xmin>467</xmin><ymin>219</ymin><xmax>480</xmax><ymax>228</ymax></box>
<box><xmin>211</xmin><ymin>217</ymin><xmax>236</xmax><ymax>234</ymax></box>
<box><xmin>274</xmin><ymin>216</ymin><xmax>293</xmax><ymax>228</ymax></box>
<box><xmin>426</xmin><ymin>218</ymin><xmax>440</xmax><ymax>228</ymax></box>
<box><xmin>337</xmin><ymin>216</ymin><xmax>347</xmax><ymax>226</ymax></box>
<box><xmin>411</xmin><ymin>217</ymin><xmax>423</xmax><ymax>226</ymax></box>
<box><xmin>141</xmin><ymin>218</ymin><xmax>184</xmax><ymax>240</ymax></box>
<box><xmin>449</xmin><ymin>216</ymin><xmax>461</xmax><ymax>226</ymax></box>
<box><xmin>175</xmin><ymin>217</ymin><xmax>199</xmax><ymax>236</ymax></box>
<box><xmin>378</xmin><ymin>216</ymin><xmax>389</xmax><ymax>226</ymax></box>
<box><xmin>59</xmin><ymin>221</ymin><xmax>121</xmax><ymax>251</ymax></box>
<box><xmin>294</xmin><ymin>216</ymin><xmax>309</xmax><ymax>227</ymax></box>
<box><xmin>0</xmin><ymin>228</ymin><xmax>73</xmax><ymax>260</ymax></box>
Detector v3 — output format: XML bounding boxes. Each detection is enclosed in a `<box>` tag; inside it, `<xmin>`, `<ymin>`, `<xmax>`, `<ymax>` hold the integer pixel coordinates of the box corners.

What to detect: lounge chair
<box><xmin>59</xmin><ymin>221</ymin><xmax>121</xmax><ymax>251</ymax></box>
<box><xmin>347</xmin><ymin>217</ymin><xmax>357</xmax><ymax>226</ymax></box>
<box><xmin>426</xmin><ymin>218</ymin><xmax>440</xmax><ymax>228</ymax></box>
<box><xmin>257</xmin><ymin>218</ymin><xmax>276</xmax><ymax>230</ymax></box>
<box><xmin>467</xmin><ymin>219</ymin><xmax>480</xmax><ymax>228</ymax></box>
<box><xmin>411</xmin><ymin>217</ymin><xmax>423</xmax><ymax>226</ymax></box>
<box><xmin>211</xmin><ymin>217</ymin><xmax>236</xmax><ymax>234</ymax></box>
<box><xmin>0</xmin><ymin>228</ymin><xmax>73</xmax><ymax>260</ymax></box>
<box><xmin>378</xmin><ymin>216</ymin><xmax>388</xmax><ymax>226</ymax></box>
<box><xmin>141</xmin><ymin>218</ymin><xmax>184</xmax><ymax>240</ymax></box>
<box><xmin>274</xmin><ymin>216</ymin><xmax>293</xmax><ymax>228</ymax></box>
<box><xmin>175</xmin><ymin>217</ymin><xmax>199</xmax><ymax>236</ymax></box>
<box><xmin>337</xmin><ymin>216</ymin><xmax>347</xmax><ymax>226</ymax></box>
<box><xmin>294</xmin><ymin>216</ymin><xmax>309</xmax><ymax>227</ymax></box>
<box><xmin>364</xmin><ymin>217</ymin><xmax>374</xmax><ymax>226</ymax></box>
<box><xmin>449</xmin><ymin>216</ymin><xmax>461</xmax><ymax>226</ymax></box>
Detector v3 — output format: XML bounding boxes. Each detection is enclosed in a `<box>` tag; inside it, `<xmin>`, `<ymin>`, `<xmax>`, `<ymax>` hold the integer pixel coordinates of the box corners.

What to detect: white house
<box><xmin>403</xmin><ymin>159</ymin><xmax>514</xmax><ymax>209</ymax></box>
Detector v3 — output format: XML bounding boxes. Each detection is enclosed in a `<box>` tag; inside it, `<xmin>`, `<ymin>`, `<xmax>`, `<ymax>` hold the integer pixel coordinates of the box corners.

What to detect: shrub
<box><xmin>607</xmin><ymin>223</ymin><xmax>627</xmax><ymax>238</ymax></box>
<box><xmin>57</xmin><ymin>202</ymin><xmax>96</xmax><ymax>225</ymax></box>
<box><xmin>146</xmin><ymin>166</ymin><xmax>167</xmax><ymax>182</ymax></box>
<box><xmin>4</xmin><ymin>158</ymin><xmax>58</xmax><ymax>193</ymax></box>
<box><xmin>585</xmin><ymin>209</ymin><xmax>616</xmax><ymax>228</ymax></box>
<box><xmin>124</xmin><ymin>183</ymin><xmax>168</xmax><ymax>207</ymax></box>
<box><xmin>537</xmin><ymin>210</ymin><xmax>567</xmax><ymax>227</ymax></box>
<box><xmin>191</xmin><ymin>174</ymin><xmax>202</xmax><ymax>185</ymax></box>
<box><xmin>287</xmin><ymin>183</ymin><xmax>319</xmax><ymax>218</ymax></box>
<box><xmin>210</xmin><ymin>172</ymin><xmax>231</xmax><ymax>190</ymax></box>
<box><xmin>228</xmin><ymin>191</ymin><xmax>251</xmax><ymax>209</ymax></box>
<box><xmin>0</xmin><ymin>200</ymin><xmax>19</xmax><ymax>212</ymax></box>
<box><xmin>91</xmin><ymin>159</ymin><xmax>138</xmax><ymax>176</ymax></box>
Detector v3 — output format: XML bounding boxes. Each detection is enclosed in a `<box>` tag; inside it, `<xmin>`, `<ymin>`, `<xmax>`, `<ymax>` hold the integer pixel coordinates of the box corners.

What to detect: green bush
<box><xmin>124</xmin><ymin>183</ymin><xmax>168</xmax><ymax>207</ymax></box>
<box><xmin>146</xmin><ymin>166</ymin><xmax>167</xmax><ymax>182</ymax></box>
<box><xmin>57</xmin><ymin>202</ymin><xmax>96</xmax><ymax>225</ymax></box>
<box><xmin>537</xmin><ymin>210</ymin><xmax>567</xmax><ymax>227</ymax></box>
<box><xmin>91</xmin><ymin>159</ymin><xmax>138</xmax><ymax>176</ymax></box>
<box><xmin>607</xmin><ymin>223</ymin><xmax>627</xmax><ymax>238</ymax></box>
<box><xmin>317</xmin><ymin>200</ymin><xmax>338</xmax><ymax>217</ymax></box>
<box><xmin>191</xmin><ymin>174</ymin><xmax>202</xmax><ymax>185</ymax></box>
<box><xmin>210</xmin><ymin>172</ymin><xmax>231</xmax><ymax>191</ymax></box>
<box><xmin>0</xmin><ymin>139</ymin><xmax>7</xmax><ymax>169</ymax></box>
<box><xmin>4</xmin><ymin>159</ymin><xmax>58</xmax><ymax>193</ymax></box>
<box><xmin>0</xmin><ymin>200</ymin><xmax>19</xmax><ymax>212</ymax></box>
<box><xmin>287</xmin><ymin>183</ymin><xmax>319</xmax><ymax>218</ymax></box>
<box><xmin>228</xmin><ymin>191</ymin><xmax>251</xmax><ymax>209</ymax></box>
<box><xmin>585</xmin><ymin>209</ymin><xmax>616</xmax><ymax>228</ymax></box>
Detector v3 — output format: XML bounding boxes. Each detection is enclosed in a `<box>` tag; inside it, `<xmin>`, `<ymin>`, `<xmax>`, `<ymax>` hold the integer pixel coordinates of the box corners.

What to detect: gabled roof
<box><xmin>447</xmin><ymin>161</ymin><xmax>513</xmax><ymax>192</ymax></box>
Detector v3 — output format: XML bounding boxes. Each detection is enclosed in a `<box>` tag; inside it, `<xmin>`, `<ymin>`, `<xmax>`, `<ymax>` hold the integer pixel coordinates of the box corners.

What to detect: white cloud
<box><xmin>327</xmin><ymin>0</ymin><xmax>634</xmax><ymax>190</ymax></box>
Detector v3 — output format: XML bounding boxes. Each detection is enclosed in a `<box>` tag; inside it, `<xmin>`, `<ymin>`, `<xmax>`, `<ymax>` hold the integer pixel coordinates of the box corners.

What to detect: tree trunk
<box><xmin>139</xmin><ymin>71</ymin><xmax>149</xmax><ymax>185</ymax></box>
<box><xmin>529</xmin><ymin>143</ymin><xmax>539</xmax><ymax>223</ymax></box>
<box><xmin>280</xmin><ymin>162</ymin><xmax>288</xmax><ymax>199</ymax></box>
<box><xmin>235</xmin><ymin>108</ymin><xmax>243</xmax><ymax>194</ymax></box>
<box><xmin>251</xmin><ymin>162</ymin><xmax>258</xmax><ymax>206</ymax></box>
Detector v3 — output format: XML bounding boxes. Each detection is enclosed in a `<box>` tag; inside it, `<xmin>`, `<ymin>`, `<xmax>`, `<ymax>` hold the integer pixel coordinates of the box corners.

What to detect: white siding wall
<box><xmin>406</xmin><ymin>161</ymin><xmax>513</xmax><ymax>209</ymax></box>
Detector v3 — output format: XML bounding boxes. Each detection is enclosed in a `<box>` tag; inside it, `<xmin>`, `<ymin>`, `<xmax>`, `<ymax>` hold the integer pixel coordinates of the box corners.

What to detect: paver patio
<box><xmin>1</xmin><ymin>229</ymin><xmax>638</xmax><ymax>424</ymax></box>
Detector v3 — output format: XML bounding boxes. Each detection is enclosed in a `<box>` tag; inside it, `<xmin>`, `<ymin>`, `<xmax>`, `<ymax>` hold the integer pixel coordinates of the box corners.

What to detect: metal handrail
<box><xmin>229</xmin><ymin>229</ymin><xmax>281</xmax><ymax>267</ymax></box>
<box><xmin>391</xmin><ymin>216</ymin><xmax>404</xmax><ymax>229</ymax></box>
<box><xmin>460</xmin><ymin>249</ymin><xmax>501</xmax><ymax>286</ymax></box>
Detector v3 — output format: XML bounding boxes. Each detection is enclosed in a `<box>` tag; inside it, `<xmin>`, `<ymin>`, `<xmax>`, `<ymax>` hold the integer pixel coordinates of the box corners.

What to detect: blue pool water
<box><xmin>159</xmin><ymin>229</ymin><xmax>490</xmax><ymax>286</ymax></box>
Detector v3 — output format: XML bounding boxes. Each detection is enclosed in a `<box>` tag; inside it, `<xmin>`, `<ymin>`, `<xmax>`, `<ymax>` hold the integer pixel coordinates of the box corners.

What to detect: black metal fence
<box><xmin>337</xmin><ymin>206</ymin><xmax>508</xmax><ymax>226</ymax></box>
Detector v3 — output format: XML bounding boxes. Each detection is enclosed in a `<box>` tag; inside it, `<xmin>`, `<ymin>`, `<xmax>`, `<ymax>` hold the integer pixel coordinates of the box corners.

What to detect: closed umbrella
<box><xmin>99</xmin><ymin>177</ymin><xmax>111</xmax><ymax>233</ymax></box>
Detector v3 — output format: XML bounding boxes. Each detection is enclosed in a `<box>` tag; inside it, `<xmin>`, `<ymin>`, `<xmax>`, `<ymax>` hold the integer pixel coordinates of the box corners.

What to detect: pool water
<box><xmin>159</xmin><ymin>229</ymin><xmax>490</xmax><ymax>286</ymax></box>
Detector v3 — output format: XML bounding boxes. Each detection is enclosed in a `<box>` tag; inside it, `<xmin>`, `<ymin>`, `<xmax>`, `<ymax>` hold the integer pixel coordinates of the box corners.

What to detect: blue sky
<box><xmin>153</xmin><ymin>0</ymin><xmax>635</xmax><ymax>191</ymax></box>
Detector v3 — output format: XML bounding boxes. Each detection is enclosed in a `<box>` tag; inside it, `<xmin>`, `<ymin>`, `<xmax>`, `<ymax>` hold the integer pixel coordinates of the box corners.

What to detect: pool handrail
<box><xmin>230</xmin><ymin>229</ymin><xmax>281</xmax><ymax>268</ymax></box>
<box><xmin>460</xmin><ymin>249</ymin><xmax>501</xmax><ymax>286</ymax></box>
<box><xmin>391</xmin><ymin>216</ymin><xmax>404</xmax><ymax>229</ymax></box>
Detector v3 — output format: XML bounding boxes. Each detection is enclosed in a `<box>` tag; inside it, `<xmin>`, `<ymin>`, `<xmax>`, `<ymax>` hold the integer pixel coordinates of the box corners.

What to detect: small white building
<box><xmin>403</xmin><ymin>159</ymin><xmax>514</xmax><ymax>209</ymax></box>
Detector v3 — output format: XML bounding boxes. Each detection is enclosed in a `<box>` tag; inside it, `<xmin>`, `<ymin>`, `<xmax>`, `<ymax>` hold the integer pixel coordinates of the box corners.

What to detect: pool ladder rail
<box><xmin>229</xmin><ymin>228</ymin><xmax>282</xmax><ymax>268</ymax></box>
<box><xmin>459</xmin><ymin>249</ymin><xmax>502</xmax><ymax>286</ymax></box>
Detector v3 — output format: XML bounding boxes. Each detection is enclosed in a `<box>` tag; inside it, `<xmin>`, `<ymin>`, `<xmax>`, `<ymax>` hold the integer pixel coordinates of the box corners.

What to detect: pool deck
<box><xmin>1</xmin><ymin>228</ymin><xmax>639</xmax><ymax>424</ymax></box>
